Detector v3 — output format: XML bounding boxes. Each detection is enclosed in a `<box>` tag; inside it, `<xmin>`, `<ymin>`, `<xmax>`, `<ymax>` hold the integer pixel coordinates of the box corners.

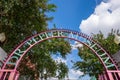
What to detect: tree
<box><xmin>0</xmin><ymin>0</ymin><xmax>71</xmax><ymax>79</ymax></box>
<box><xmin>57</xmin><ymin>62</ymin><xmax>69</xmax><ymax>80</ymax></box>
<box><xmin>0</xmin><ymin>0</ymin><xmax>56</xmax><ymax>51</ymax></box>
<box><xmin>74</xmin><ymin>30</ymin><xmax>120</xmax><ymax>78</ymax></box>
<box><xmin>18</xmin><ymin>39</ymin><xmax>71</xmax><ymax>80</ymax></box>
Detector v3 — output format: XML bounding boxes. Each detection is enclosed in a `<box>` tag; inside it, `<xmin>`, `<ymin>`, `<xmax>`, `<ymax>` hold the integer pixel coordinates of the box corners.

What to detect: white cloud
<box><xmin>48</xmin><ymin>69</ymin><xmax>90</xmax><ymax>80</ymax></box>
<box><xmin>68</xmin><ymin>69</ymin><xmax>84</xmax><ymax>79</ymax></box>
<box><xmin>71</xmin><ymin>42</ymin><xmax>83</xmax><ymax>50</ymax></box>
<box><xmin>80</xmin><ymin>0</ymin><xmax>120</xmax><ymax>37</ymax></box>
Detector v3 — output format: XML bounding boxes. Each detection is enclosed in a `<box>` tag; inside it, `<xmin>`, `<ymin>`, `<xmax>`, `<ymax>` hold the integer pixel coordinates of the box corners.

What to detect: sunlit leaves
<box><xmin>0</xmin><ymin>0</ymin><xmax>56</xmax><ymax>52</ymax></box>
<box><xmin>74</xmin><ymin>30</ymin><xmax>120</xmax><ymax>78</ymax></box>
<box><xmin>1</xmin><ymin>0</ymin><xmax>71</xmax><ymax>79</ymax></box>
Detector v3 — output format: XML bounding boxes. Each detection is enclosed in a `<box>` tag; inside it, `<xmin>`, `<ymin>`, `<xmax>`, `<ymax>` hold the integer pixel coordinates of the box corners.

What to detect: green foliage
<box><xmin>93</xmin><ymin>30</ymin><xmax>120</xmax><ymax>54</ymax></box>
<box><xmin>29</xmin><ymin>39</ymin><xmax>70</xmax><ymax>79</ymax></box>
<box><xmin>0</xmin><ymin>0</ymin><xmax>56</xmax><ymax>52</ymax></box>
<box><xmin>74</xmin><ymin>30</ymin><xmax>120</xmax><ymax>78</ymax></box>
<box><xmin>46</xmin><ymin>38</ymin><xmax>71</xmax><ymax>58</ymax></box>
<box><xmin>18</xmin><ymin>38</ymin><xmax>71</xmax><ymax>79</ymax></box>
<box><xmin>57</xmin><ymin>62</ymin><xmax>69</xmax><ymax>80</ymax></box>
<box><xmin>1</xmin><ymin>0</ymin><xmax>70</xmax><ymax>79</ymax></box>
<box><xmin>74</xmin><ymin>46</ymin><xmax>103</xmax><ymax>78</ymax></box>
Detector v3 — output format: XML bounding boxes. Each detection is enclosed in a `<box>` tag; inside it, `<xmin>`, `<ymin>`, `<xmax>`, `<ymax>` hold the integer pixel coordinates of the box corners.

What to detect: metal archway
<box><xmin>0</xmin><ymin>29</ymin><xmax>120</xmax><ymax>80</ymax></box>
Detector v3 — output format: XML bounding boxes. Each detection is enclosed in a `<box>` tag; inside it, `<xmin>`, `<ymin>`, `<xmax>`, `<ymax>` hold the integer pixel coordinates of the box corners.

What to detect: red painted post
<box><xmin>7</xmin><ymin>70</ymin><xmax>18</xmax><ymax>80</ymax></box>
<box><xmin>15</xmin><ymin>72</ymin><xmax>19</xmax><ymax>80</ymax></box>
<box><xmin>99</xmin><ymin>74</ymin><xmax>104</xmax><ymax>80</ymax></box>
<box><xmin>98</xmin><ymin>75</ymin><xmax>100</xmax><ymax>80</ymax></box>
<box><xmin>118</xmin><ymin>71</ymin><xmax>120</xmax><ymax>78</ymax></box>
<box><xmin>8</xmin><ymin>71</ymin><xmax>16</xmax><ymax>80</ymax></box>
<box><xmin>107</xmin><ymin>70</ymin><xmax>114</xmax><ymax>80</ymax></box>
<box><xmin>3</xmin><ymin>72</ymin><xmax>7</xmax><ymax>80</ymax></box>
<box><xmin>103</xmin><ymin>72</ymin><xmax>108</xmax><ymax>80</ymax></box>
<box><xmin>0</xmin><ymin>72</ymin><xmax>3</xmax><ymax>79</ymax></box>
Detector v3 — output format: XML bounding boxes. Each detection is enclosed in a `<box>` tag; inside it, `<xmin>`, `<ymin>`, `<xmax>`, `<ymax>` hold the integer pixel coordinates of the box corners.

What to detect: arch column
<box><xmin>0</xmin><ymin>69</ymin><xmax>19</xmax><ymax>80</ymax></box>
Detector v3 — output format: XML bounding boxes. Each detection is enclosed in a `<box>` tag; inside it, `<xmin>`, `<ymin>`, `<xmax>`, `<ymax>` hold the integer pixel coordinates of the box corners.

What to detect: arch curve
<box><xmin>0</xmin><ymin>29</ymin><xmax>119</xmax><ymax>80</ymax></box>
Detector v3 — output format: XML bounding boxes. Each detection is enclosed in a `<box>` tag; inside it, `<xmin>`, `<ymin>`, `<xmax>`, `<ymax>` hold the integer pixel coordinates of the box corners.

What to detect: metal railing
<box><xmin>99</xmin><ymin>70</ymin><xmax>120</xmax><ymax>80</ymax></box>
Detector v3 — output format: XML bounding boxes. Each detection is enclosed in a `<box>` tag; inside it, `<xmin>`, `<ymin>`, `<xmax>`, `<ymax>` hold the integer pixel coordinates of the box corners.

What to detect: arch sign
<box><xmin>0</xmin><ymin>29</ymin><xmax>120</xmax><ymax>80</ymax></box>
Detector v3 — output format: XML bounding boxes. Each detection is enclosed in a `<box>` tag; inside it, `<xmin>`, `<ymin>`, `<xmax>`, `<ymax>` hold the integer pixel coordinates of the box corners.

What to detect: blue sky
<box><xmin>47</xmin><ymin>0</ymin><xmax>103</xmax><ymax>79</ymax></box>
<box><xmin>47</xmin><ymin>0</ymin><xmax>120</xmax><ymax>79</ymax></box>
<box><xmin>48</xmin><ymin>0</ymin><xmax>101</xmax><ymax>30</ymax></box>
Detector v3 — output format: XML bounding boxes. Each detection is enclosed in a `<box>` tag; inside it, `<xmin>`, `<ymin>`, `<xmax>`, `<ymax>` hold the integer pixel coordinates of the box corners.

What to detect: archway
<box><xmin>0</xmin><ymin>29</ymin><xmax>120</xmax><ymax>80</ymax></box>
